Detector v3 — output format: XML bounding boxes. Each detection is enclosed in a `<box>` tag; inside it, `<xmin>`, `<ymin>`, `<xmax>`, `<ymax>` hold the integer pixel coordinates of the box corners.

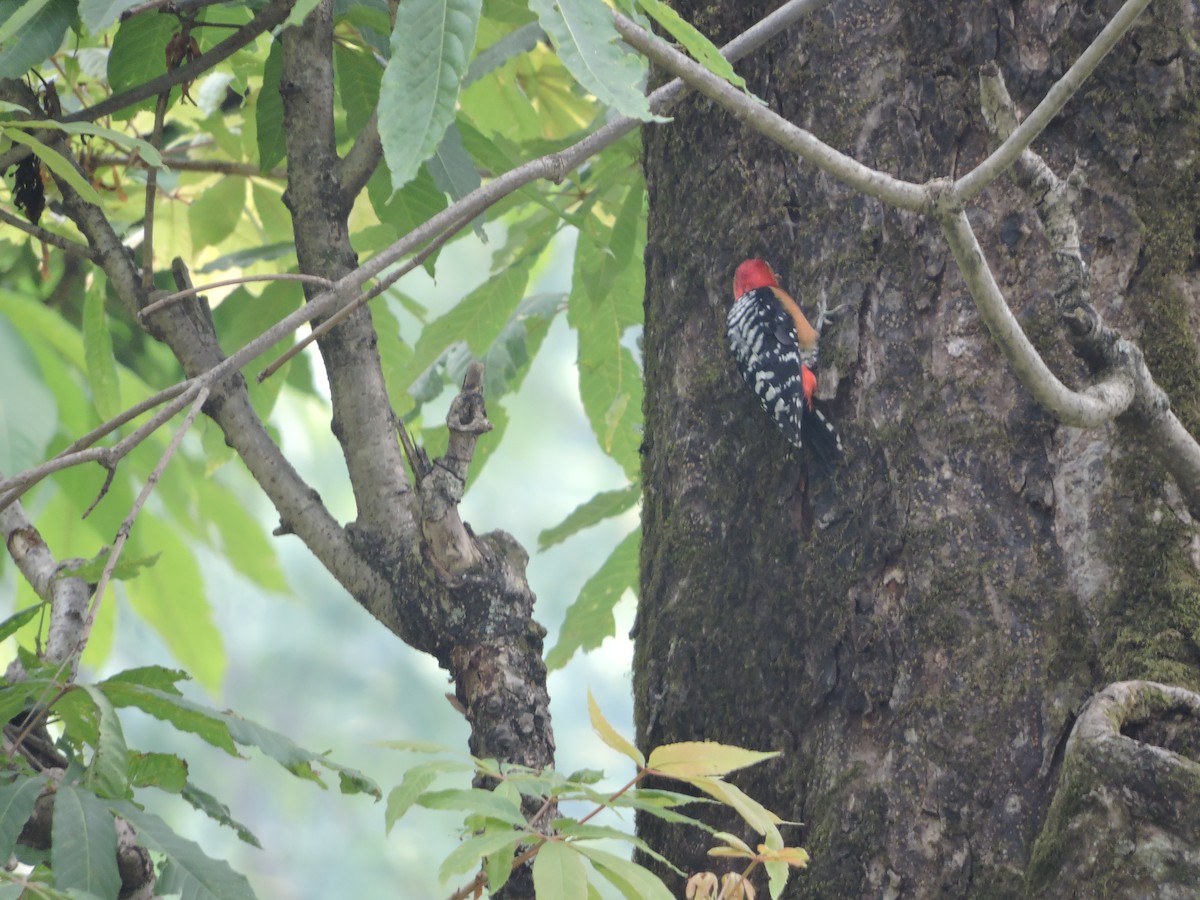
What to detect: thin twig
<box><xmin>954</xmin><ymin>0</ymin><xmax>1152</xmax><ymax>203</ymax></box>
<box><xmin>255</xmin><ymin>213</ymin><xmax>466</xmax><ymax>382</ymax></box>
<box><xmin>89</xmin><ymin>153</ymin><xmax>287</xmax><ymax>178</ymax></box>
<box><xmin>141</xmin><ymin>91</ymin><xmax>170</xmax><ymax>292</ymax></box>
<box><xmin>75</xmin><ymin>386</ymin><xmax>209</xmax><ymax>657</ymax></box>
<box><xmin>139</xmin><ymin>273</ymin><xmax>335</xmax><ymax>319</ymax></box>
<box><xmin>0</xmin><ymin>207</ymin><xmax>98</xmax><ymax>259</ymax></box>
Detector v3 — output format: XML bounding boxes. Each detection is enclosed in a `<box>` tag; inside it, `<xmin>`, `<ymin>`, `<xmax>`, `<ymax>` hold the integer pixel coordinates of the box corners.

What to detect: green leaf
<box><xmin>3</xmin><ymin>129</ymin><xmax>104</xmax><ymax>206</ymax></box>
<box><xmin>12</xmin><ymin>121</ymin><xmax>163</xmax><ymax>169</ymax></box>
<box><xmin>200</xmin><ymin>481</ymin><xmax>289</xmax><ymax>593</ymax></box>
<box><xmin>384</xmin><ymin>767</ymin><xmax>439</xmax><ymax>834</ymax></box>
<box><xmin>0</xmin><ymin>604</ymin><xmax>44</xmax><ymax>643</ymax></box>
<box><xmin>586</xmin><ymin>689</ymin><xmax>643</xmax><ymax>767</ymax></box>
<box><xmin>124</xmin><ymin>513</ymin><xmax>224</xmax><ymax>691</ymax></box>
<box><xmin>529</xmin><ymin>0</ymin><xmax>658</xmax><ymax>122</ymax></box>
<box><xmin>546</xmin><ymin>528</ymin><xmax>639</xmax><ymax>670</ymax></box>
<box><xmin>106</xmin><ymin>13</ymin><xmax>177</xmax><ymax>118</ymax></box>
<box><xmin>367</xmin><ymin>164</ymin><xmax>448</xmax><ymax>274</ymax></box>
<box><xmin>181</xmin><ymin>782</ymin><xmax>262</xmax><ymax>847</ymax></box>
<box><xmin>538</xmin><ymin>483</ymin><xmax>640</xmax><ymax>549</ymax></box>
<box><xmin>465</xmin><ymin>20</ymin><xmax>543</xmax><ymax>86</ymax></box>
<box><xmin>427</xmin><ymin>123</ymin><xmax>484</xmax><ymax>238</ymax></box>
<box><xmin>0</xmin><ymin>775</ymin><xmax>48</xmax><ymax>861</ymax></box>
<box><xmin>569</xmin><ymin>185</ymin><xmax>645</xmax><ymax>478</ymax></box>
<box><xmin>573</xmin><ymin>844</ymin><xmax>673</xmax><ymax>900</ymax></box>
<box><xmin>486</xmin><ymin>835</ymin><xmax>520</xmax><ymax>893</ymax></box>
<box><xmin>61</xmin><ymin>549</ymin><xmax>160</xmax><ymax>584</ymax></box>
<box><xmin>127</xmin><ymin>751</ymin><xmax>188</xmax><ymax>792</ymax></box>
<box><xmin>79</xmin><ymin>685</ymin><xmax>130</xmax><ymax>801</ymax></box>
<box><xmin>108</xmin><ymin>802</ymin><xmax>256</xmax><ymax>900</ymax></box>
<box><xmin>0</xmin><ymin>0</ymin><xmax>72</xmax><ymax>79</ymax></box>
<box><xmin>633</xmin><ymin>0</ymin><xmax>745</xmax><ymax>89</ymax></box>
<box><xmin>197</xmin><ymin>241</ymin><xmax>295</xmax><ymax>274</ymax></box>
<box><xmin>533</xmin><ymin>840</ymin><xmax>589</xmax><ymax>900</ymax></box>
<box><xmin>417</xmin><ymin>787</ymin><xmax>527</xmax><ymax>827</ymax></box>
<box><xmin>334</xmin><ymin>43</ymin><xmax>382</xmax><ymax>139</ymax></box>
<box><xmin>380</xmin><ymin>0</ymin><xmax>483</xmax><ymax>192</ymax></box>
<box><xmin>99</xmin><ymin>681</ymin><xmax>238</xmax><ymax>755</ymax></box>
<box><xmin>256</xmin><ymin>40</ymin><xmax>286</xmax><ymax>172</ymax></box>
<box><xmin>403</xmin><ymin>255</ymin><xmax>534</xmax><ymax>392</ymax></box>
<box><xmin>80</xmin><ymin>0</ymin><xmax>141</xmax><ymax>34</ymax></box>
<box><xmin>646</xmin><ymin>742</ymin><xmax>781</xmax><ymax>779</ymax></box>
<box><xmin>188</xmin><ymin>177</ymin><xmax>246</xmax><ymax>249</ymax></box>
<box><xmin>686</xmin><ymin>776</ymin><xmax>781</xmax><ymax>838</ymax></box>
<box><xmin>0</xmin><ymin>316</ymin><xmax>56</xmax><ymax>474</ymax></box>
<box><xmin>553</xmin><ymin>821</ymin><xmax>683</xmax><ymax>875</ymax></box>
<box><xmin>438</xmin><ymin>828</ymin><xmax>525</xmax><ymax>883</ymax></box>
<box><xmin>51</xmin><ymin>785</ymin><xmax>120</xmax><ymax>899</ymax></box>
<box><xmin>82</xmin><ymin>278</ymin><xmax>120</xmax><ymax>422</ymax></box>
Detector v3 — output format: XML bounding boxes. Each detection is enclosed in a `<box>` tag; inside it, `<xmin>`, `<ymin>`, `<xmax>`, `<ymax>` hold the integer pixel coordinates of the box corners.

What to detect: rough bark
<box><xmin>637</xmin><ymin>1</ymin><xmax>1200</xmax><ymax>896</ymax></box>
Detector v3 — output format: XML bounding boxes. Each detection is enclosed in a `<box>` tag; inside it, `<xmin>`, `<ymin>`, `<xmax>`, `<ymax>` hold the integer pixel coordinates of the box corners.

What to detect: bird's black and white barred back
<box><xmin>726</xmin><ymin>286</ymin><xmax>842</xmax><ymax>465</ymax></box>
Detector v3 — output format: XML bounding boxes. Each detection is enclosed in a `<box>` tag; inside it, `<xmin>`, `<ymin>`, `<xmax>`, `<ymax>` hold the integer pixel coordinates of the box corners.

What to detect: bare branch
<box><xmin>90</xmin><ymin>153</ymin><xmax>287</xmax><ymax>178</ymax></box>
<box><xmin>337</xmin><ymin>108</ymin><xmax>381</xmax><ymax>202</ymax></box>
<box><xmin>938</xmin><ymin>208</ymin><xmax>1133</xmax><ymax>428</ymax></box>
<box><xmin>0</xmin><ymin>207</ymin><xmax>97</xmax><ymax>259</ymax></box>
<box><xmin>611</xmin><ymin>9</ymin><xmax>929</xmax><ymax>211</ymax></box>
<box><xmin>979</xmin><ymin>63</ymin><xmax>1200</xmax><ymax>516</ymax></box>
<box><xmin>955</xmin><ymin>0</ymin><xmax>1153</xmax><ymax>203</ymax></box>
<box><xmin>76</xmin><ymin>387</ymin><xmax>209</xmax><ymax>660</ymax></box>
<box><xmin>139</xmin><ymin>273</ymin><xmax>334</xmax><ymax>319</ymax></box>
<box><xmin>141</xmin><ymin>92</ymin><xmax>171</xmax><ymax>291</ymax></box>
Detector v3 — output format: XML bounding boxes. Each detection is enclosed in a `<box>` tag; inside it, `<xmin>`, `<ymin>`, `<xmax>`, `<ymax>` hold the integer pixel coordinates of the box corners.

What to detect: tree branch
<box><xmin>954</xmin><ymin>0</ymin><xmax>1154</xmax><ymax>203</ymax></box>
<box><xmin>0</xmin><ymin>207</ymin><xmax>97</xmax><ymax>259</ymax></box>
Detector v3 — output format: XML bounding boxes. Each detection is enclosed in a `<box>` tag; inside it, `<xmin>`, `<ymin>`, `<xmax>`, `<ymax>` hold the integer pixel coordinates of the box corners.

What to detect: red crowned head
<box><xmin>733</xmin><ymin>258</ymin><xmax>779</xmax><ymax>298</ymax></box>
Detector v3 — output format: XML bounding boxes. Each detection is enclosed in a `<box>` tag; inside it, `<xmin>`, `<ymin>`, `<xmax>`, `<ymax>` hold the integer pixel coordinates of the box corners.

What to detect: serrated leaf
<box><xmin>98</xmin><ymin>665</ymin><xmax>187</xmax><ymax>694</ymax></box>
<box><xmin>416</xmin><ymin>787</ymin><xmax>527</xmax><ymax>827</ymax></box>
<box><xmin>552</xmin><ymin>822</ymin><xmax>681</xmax><ymax>873</ymax></box>
<box><xmin>586</xmin><ymin>688</ymin><xmax>643</xmax><ymax>767</ymax></box>
<box><xmin>82</xmin><ymin>280</ymin><xmax>120</xmax><ymax>422</ymax></box>
<box><xmin>99</xmin><ymin>681</ymin><xmax>236</xmax><ymax>754</ymax></box>
<box><xmin>529</xmin><ymin>0</ymin><xmax>658</xmax><ymax>122</ymax></box>
<box><xmin>256</xmin><ymin>40</ymin><xmax>285</xmax><ymax>172</ymax></box>
<box><xmin>51</xmin><ymin>785</ymin><xmax>120</xmax><ymax>899</ymax></box>
<box><xmin>3</xmin><ymin>129</ymin><xmax>104</xmax><ymax>206</ymax></box>
<box><xmin>380</xmin><ymin>0</ymin><xmax>483</xmax><ymax>192</ymax></box>
<box><xmin>646</xmin><ymin>742</ymin><xmax>780</xmax><ymax>779</ymax></box>
<box><xmin>573</xmin><ymin>844</ymin><xmax>673</xmax><ymax>900</ymax></box>
<box><xmin>533</xmin><ymin>840</ymin><xmax>588</xmax><ymax>900</ymax></box>
<box><xmin>367</xmin><ymin>164</ymin><xmax>448</xmax><ymax>274</ymax></box>
<box><xmin>546</xmin><ymin>528</ymin><xmax>639</xmax><ymax>670</ymax></box>
<box><xmin>127</xmin><ymin>751</ymin><xmax>188</xmax><ymax>792</ymax></box>
<box><xmin>108</xmin><ymin>802</ymin><xmax>256</xmax><ymax>900</ymax></box>
<box><xmin>0</xmin><ymin>775</ymin><xmax>47</xmax><ymax>860</ymax></box>
<box><xmin>61</xmin><ymin>549</ymin><xmax>160</xmax><ymax>583</ymax></box>
<box><xmin>180</xmin><ymin>783</ymin><xmax>262</xmax><ymax>847</ymax></box>
<box><xmin>438</xmin><ymin>828</ymin><xmax>526</xmax><ymax>883</ymax></box>
<box><xmin>0</xmin><ymin>0</ymin><xmax>73</xmax><ymax>79</ymax></box>
<box><xmin>80</xmin><ymin>0</ymin><xmax>141</xmax><ymax>34</ymax></box>
<box><xmin>538</xmin><ymin>483</ymin><xmax>640</xmax><ymax>549</ymax></box>
<box><xmin>79</xmin><ymin>685</ymin><xmax>130</xmax><ymax>801</ymax></box>
<box><xmin>634</xmin><ymin>0</ymin><xmax>745</xmax><ymax>89</ymax></box>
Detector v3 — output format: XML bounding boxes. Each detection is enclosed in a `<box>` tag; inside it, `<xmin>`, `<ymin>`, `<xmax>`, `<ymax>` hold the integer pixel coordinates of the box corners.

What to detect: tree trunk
<box><xmin>636</xmin><ymin>1</ymin><xmax>1200</xmax><ymax>896</ymax></box>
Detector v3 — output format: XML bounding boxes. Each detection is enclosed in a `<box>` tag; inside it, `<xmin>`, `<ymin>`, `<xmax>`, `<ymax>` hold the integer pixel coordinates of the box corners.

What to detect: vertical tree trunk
<box><xmin>637</xmin><ymin>1</ymin><xmax>1200</xmax><ymax>895</ymax></box>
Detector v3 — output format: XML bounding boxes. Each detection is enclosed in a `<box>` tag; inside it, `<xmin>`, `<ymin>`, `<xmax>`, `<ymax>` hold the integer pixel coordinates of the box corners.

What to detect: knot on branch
<box><xmin>1030</xmin><ymin>681</ymin><xmax>1200</xmax><ymax>897</ymax></box>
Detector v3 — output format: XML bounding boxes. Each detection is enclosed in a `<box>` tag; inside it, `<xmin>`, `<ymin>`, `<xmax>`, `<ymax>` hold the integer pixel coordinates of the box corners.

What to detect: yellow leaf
<box><xmin>588</xmin><ymin>689</ymin><xmax>644</xmax><ymax>767</ymax></box>
<box><xmin>646</xmin><ymin>741</ymin><xmax>780</xmax><ymax>778</ymax></box>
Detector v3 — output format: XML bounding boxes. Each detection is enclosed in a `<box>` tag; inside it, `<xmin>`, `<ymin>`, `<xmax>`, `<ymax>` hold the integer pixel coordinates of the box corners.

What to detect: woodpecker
<box><xmin>727</xmin><ymin>258</ymin><xmax>842</xmax><ymax>465</ymax></box>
